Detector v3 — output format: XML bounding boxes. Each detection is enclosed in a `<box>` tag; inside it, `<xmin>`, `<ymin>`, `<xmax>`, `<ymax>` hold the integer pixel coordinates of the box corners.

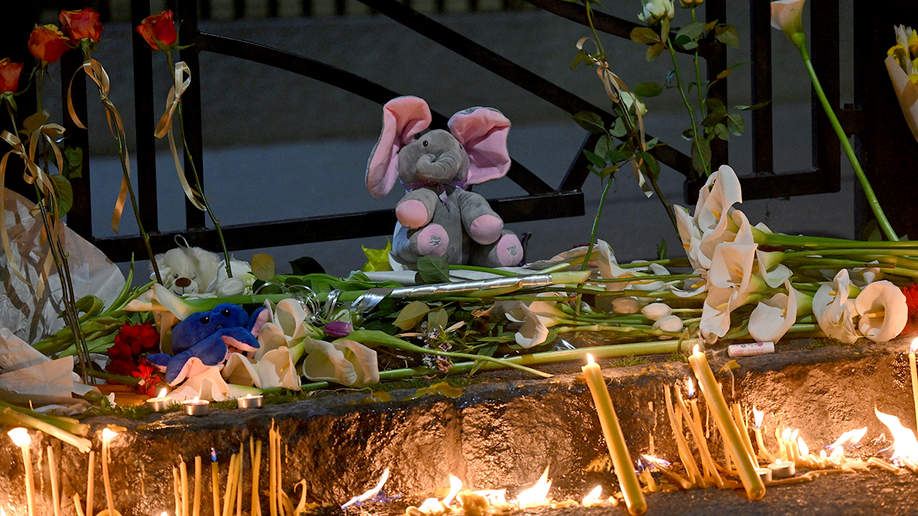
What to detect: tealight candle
<box><xmin>755</xmin><ymin>467</ymin><xmax>773</xmax><ymax>483</ymax></box>
<box><xmin>767</xmin><ymin>459</ymin><xmax>795</xmax><ymax>479</ymax></box>
<box><xmin>184</xmin><ymin>397</ymin><xmax>210</xmax><ymax>416</ymax></box>
<box><xmin>237</xmin><ymin>394</ymin><xmax>264</xmax><ymax>409</ymax></box>
<box><xmin>147</xmin><ymin>388</ymin><xmax>175</xmax><ymax>412</ymax></box>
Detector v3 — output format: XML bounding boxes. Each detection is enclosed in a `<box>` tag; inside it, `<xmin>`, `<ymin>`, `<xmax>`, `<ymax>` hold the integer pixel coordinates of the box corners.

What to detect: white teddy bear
<box><xmin>152</xmin><ymin>245</ymin><xmax>256</xmax><ymax>297</ymax></box>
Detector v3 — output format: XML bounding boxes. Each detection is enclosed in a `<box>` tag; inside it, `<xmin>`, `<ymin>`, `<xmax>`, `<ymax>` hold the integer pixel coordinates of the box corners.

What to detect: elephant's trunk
<box><xmin>416</xmin><ymin>151</ymin><xmax>460</xmax><ymax>182</ymax></box>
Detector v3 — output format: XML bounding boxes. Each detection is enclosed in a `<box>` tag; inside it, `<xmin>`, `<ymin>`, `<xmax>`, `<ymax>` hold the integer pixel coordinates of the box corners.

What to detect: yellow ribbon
<box><xmin>0</xmin><ymin>120</ymin><xmax>68</xmax><ymax>297</ymax></box>
<box><xmin>155</xmin><ymin>61</ymin><xmax>205</xmax><ymax>211</ymax></box>
<box><xmin>68</xmin><ymin>58</ymin><xmax>133</xmax><ymax>233</ymax></box>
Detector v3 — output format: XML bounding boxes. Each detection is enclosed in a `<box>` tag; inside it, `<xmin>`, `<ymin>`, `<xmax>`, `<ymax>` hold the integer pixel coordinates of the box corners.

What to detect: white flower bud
<box><xmin>640</xmin><ymin>0</ymin><xmax>675</xmax><ymax>25</ymax></box>
<box><xmin>612</xmin><ymin>297</ymin><xmax>641</xmax><ymax>314</ymax></box>
<box><xmin>654</xmin><ymin>315</ymin><xmax>684</xmax><ymax>332</ymax></box>
<box><xmin>642</xmin><ymin>302</ymin><xmax>673</xmax><ymax>321</ymax></box>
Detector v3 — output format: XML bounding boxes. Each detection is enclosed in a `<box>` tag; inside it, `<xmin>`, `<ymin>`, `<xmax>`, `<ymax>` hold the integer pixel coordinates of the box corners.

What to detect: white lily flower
<box><xmin>756</xmin><ymin>249</ymin><xmax>792</xmax><ymax>288</ymax></box>
<box><xmin>854</xmin><ymin>280</ymin><xmax>908</xmax><ymax>342</ymax></box>
<box><xmin>168</xmin><ymin>366</ymin><xmax>229</xmax><ymax>402</ymax></box>
<box><xmin>223</xmin><ymin>344</ymin><xmax>304</xmax><ymax>389</ymax></box>
<box><xmin>771</xmin><ymin>0</ymin><xmax>806</xmax><ymax>43</ymax></box>
<box><xmin>257</xmin><ymin>298</ymin><xmax>318</xmax><ymax>360</ymax></box>
<box><xmin>640</xmin><ymin>0</ymin><xmax>675</xmax><ymax>24</ymax></box>
<box><xmin>595</xmin><ymin>240</ymin><xmax>637</xmax><ymax>291</ymax></box>
<box><xmin>642</xmin><ymin>302</ymin><xmax>672</xmax><ymax>321</ymax></box>
<box><xmin>675</xmin><ymin>166</ymin><xmax>746</xmax><ymax>270</ymax></box>
<box><xmin>813</xmin><ymin>269</ymin><xmax>861</xmax><ymax>344</ymax></box>
<box><xmin>749</xmin><ymin>280</ymin><xmax>798</xmax><ymax>343</ymax></box>
<box><xmin>700</xmin><ymin>285</ymin><xmax>736</xmax><ymax>340</ymax></box>
<box><xmin>300</xmin><ymin>337</ymin><xmax>379</xmax><ymax>386</ymax></box>
<box><xmin>503</xmin><ymin>293</ymin><xmax>566</xmax><ymax>348</ymax></box>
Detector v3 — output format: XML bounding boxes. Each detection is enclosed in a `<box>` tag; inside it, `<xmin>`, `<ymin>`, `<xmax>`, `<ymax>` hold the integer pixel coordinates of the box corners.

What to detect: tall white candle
<box><xmin>8</xmin><ymin>428</ymin><xmax>34</xmax><ymax>516</ymax></box>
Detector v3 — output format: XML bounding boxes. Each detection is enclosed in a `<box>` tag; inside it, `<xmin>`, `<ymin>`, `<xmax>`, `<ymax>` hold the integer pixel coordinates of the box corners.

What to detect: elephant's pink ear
<box><xmin>366</xmin><ymin>96</ymin><xmax>432</xmax><ymax>198</ymax></box>
<box><xmin>448</xmin><ymin>107</ymin><xmax>511</xmax><ymax>185</ymax></box>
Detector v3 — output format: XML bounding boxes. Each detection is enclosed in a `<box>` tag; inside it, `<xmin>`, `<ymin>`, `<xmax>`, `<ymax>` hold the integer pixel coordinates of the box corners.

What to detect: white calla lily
<box><xmin>595</xmin><ymin>240</ymin><xmax>637</xmax><ymax>291</ymax></box>
<box><xmin>771</xmin><ymin>0</ymin><xmax>806</xmax><ymax>42</ymax></box>
<box><xmin>504</xmin><ymin>293</ymin><xmax>566</xmax><ymax>348</ymax></box>
<box><xmin>700</xmin><ymin>285</ymin><xmax>736</xmax><ymax>340</ymax></box>
<box><xmin>854</xmin><ymin>280</ymin><xmax>908</xmax><ymax>342</ymax></box>
<box><xmin>222</xmin><ymin>344</ymin><xmax>304</xmax><ymax>389</ymax></box>
<box><xmin>756</xmin><ymin>249</ymin><xmax>792</xmax><ymax>288</ymax></box>
<box><xmin>168</xmin><ymin>366</ymin><xmax>229</xmax><ymax>402</ymax></box>
<box><xmin>256</xmin><ymin>298</ymin><xmax>318</xmax><ymax>360</ymax></box>
<box><xmin>749</xmin><ymin>280</ymin><xmax>798</xmax><ymax>343</ymax></box>
<box><xmin>300</xmin><ymin>337</ymin><xmax>380</xmax><ymax>387</ymax></box>
<box><xmin>813</xmin><ymin>269</ymin><xmax>861</xmax><ymax>344</ymax></box>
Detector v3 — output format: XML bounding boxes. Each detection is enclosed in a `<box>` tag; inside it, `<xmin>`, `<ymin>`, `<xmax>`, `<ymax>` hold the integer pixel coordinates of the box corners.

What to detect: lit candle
<box><xmin>8</xmin><ymin>428</ymin><xmax>34</xmax><ymax>516</ymax></box>
<box><xmin>237</xmin><ymin>394</ymin><xmax>264</xmax><ymax>409</ymax></box>
<box><xmin>146</xmin><ymin>387</ymin><xmax>175</xmax><ymax>412</ymax></box>
<box><xmin>755</xmin><ymin>467</ymin><xmax>772</xmax><ymax>483</ymax></box>
<box><xmin>193</xmin><ymin>455</ymin><xmax>202</xmax><ymax>516</ymax></box>
<box><xmin>910</xmin><ymin>338</ymin><xmax>918</xmax><ymax>434</ymax></box>
<box><xmin>688</xmin><ymin>346</ymin><xmax>766</xmax><ymax>500</ymax></box>
<box><xmin>767</xmin><ymin>458</ymin><xmax>795</xmax><ymax>478</ymax></box>
<box><xmin>48</xmin><ymin>445</ymin><xmax>61</xmax><ymax>516</ymax></box>
<box><xmin>101</xmin><ymin>427</ymin><xmax>118</xmax><ymax>516</ymax></box>
<box><xmin>752</xmin><ymin>407</ymin><xmax>776</xmax><ymax>462</ymax></box>
<box><xmin>211</xmin><ymin>448</ymin><xmax>221</xmax><ymax>516</ymax></box>
<box><xmin>582</xmin><ymin>354</ymin><xmax>647</xmax><ymax>515</ymax></box>
<box><xmin>85</xmin><ymin>450</ymin><xmax>94</xmax><ymax>516</ymax></box>
<box><xmin>184</xmin><ymin>397</ymin><xmax>210</xmax><ymax>416</ymax></box>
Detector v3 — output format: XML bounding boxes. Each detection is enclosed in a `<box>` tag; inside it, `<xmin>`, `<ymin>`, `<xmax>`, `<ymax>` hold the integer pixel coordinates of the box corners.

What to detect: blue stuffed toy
<box><xmin>147</xmin><ymin>303</ymin><xmax>265</xmax><ymax>385</ymax></box>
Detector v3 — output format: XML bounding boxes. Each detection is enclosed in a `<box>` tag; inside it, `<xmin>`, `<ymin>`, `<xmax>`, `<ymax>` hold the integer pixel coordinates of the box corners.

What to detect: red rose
<box><xmin>59</xmin><ymin>8</ymin><xmax>103</xmax><ymax>44</ymax></box>
<box><xmin>135</xmin><ymin>10</ymin><xmax>177</xmax><ymax>51</ymax></box>
<box><xmin>132</xmin><ymin>360</ymin><xmax>162</xmax><ymax>397</ymax></box>
<box><xmin>106</xmin><ymin>340</ymin><xmax>134</xmax><ymax>362</ymax></box>
<box><xmin>902</xmin><ymin>284</ymin><xmax>918</xmax><ymax>336</ymax></box>
<box><xmin>28</xmin><ymin>24</ymin><xmax>71</xmax><ymax>65</ymax></box>
<box><xmin>0</xmin><ymin>58</ymin><xmax>23</xmax><ymax>94</ymax></box>
<box><xmin>106</xmin><ymin>358</ymin><xmax>136</xmax><ymax>377</ymax></box>
<box><xmin>114</xmin><ymin>322</ymin><xmax>160</xmax><ymax>355</ymax></box>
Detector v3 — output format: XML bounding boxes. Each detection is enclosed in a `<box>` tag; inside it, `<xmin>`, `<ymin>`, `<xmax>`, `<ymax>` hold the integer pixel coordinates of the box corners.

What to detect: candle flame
<box><xmin>875</xmin><ymin>408</ymin><xmax>918</xmax><ymax>464</ymax></box>
<box><xmin>442</xmin><ymin>474</ymin><xmax>463</xmax><ymax>507</ymax></box>
<box><xmin>471</xmin><ymin>489</ymin><xmax>508</xmax><ymax>507</ymax></box>
<box><xmin>819</xmin><ymin>449</ymin><xmax>827</xmax><ymax>459</ymax></box>
<box><xmin>192</xmin><ymin>396</ymin><xmax>200</xmax><ymax>404</ymax></box>
<box><xmin>7</xmin><ymin>427</ymin><xmax>29</xmax><ymax>447</ymax></box>
<box><xmin>415</xmin><ymin>498</ymin><xmax>443</xmax><ymax>514</ymax></box>
<box><xmin>790</xmin><ymin>429</ymin><xmax>799</xmax><ymax>442</ymax></box>
<box><xmin>827</xmin><ymin>427</ymin><xmax>868</xmax><ymax>450</ymax></box>
<box><xmin>781</xmin><ymin>428</ymin><xmax>791</xmax><ymax>441</ymax></box>
<box><xmin>211</xmin><ymin>448</ymin><xmax>217</xmax><ymax>462</ymax></box>
<box><xmin>640</xmin><ymin>454</ymin><xmax>672</xmax><ymax>470</ymax></box>
<box><xmin>341</xmin><ymin>468</ymin><xmax>390</xmax><ymax>510</ymax></box>
<box><xmin>586</xmin><ymin>353</ymin><xmax>595</xmax><ymax>365</ymax></box>
<box><xmin>831</xmin><ymin>446</ymin><xmax>844</xmax><ymax>458</ymax></box>
<box><xmin>102</xmin><ymin>428</ymin><xmax>118</xmax><ymax>442</ymax></box>
<box><xmin>515</xmin><ymin>466</ymin><xmax>551</xmax><ymax>509</ymax></box>
<box><xmin>685</xmin><ymin>377</ymin><xmax>695</xmax><ymax>398</ymax></box>
<box><xmin>797</xmin><ymin>436</ymin><xmax>809</xmax><ymax>457</ymax></box>
<box><xmin>581</xmin><ymin>485</ymin><xmax>603</xmax><ymax>507</ymax></box>
<box><xmin>692</xmin><ymin>344</ymin><xmax>700</xmax><ymax>354</ymax></box>
<box><xmin>753</xmin><ymin>406</ymin><xmax>764</xmax><ymax>429</ymax></box>
<box><xmin>157</xmin><ymin>387</ymin><xmax>168</xmax><ymax>398</ymax></box>
<box><xmin>246</xmin><ymin>393</ymin><xmax>255</xmax><ymax>399</ymax></box>
<box><xmin>911</xmin><ymin>337</ymin><xmax>918</xmax><ymax>354</ymax></box>
<box><xmin>774</xmin><ymin>458</ymin><xmax>782</xmax><ymax>465</ymax></box>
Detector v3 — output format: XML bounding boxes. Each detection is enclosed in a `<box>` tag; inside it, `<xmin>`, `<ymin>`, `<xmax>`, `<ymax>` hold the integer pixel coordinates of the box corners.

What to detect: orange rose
<box><xmin>135</xmin><ymin>10</ymin><xmax>177</xmax><ymax>51</ymax></box>
<box><xmin>59</xmin><ymin>7</ymin><xmax>103</xmax><ymax>44</ymax></box>
<box><xmin>28</xmin><ymin>24</ymin><xmax>71</xmax><ymax>65</ymax></box>
<box><xmin>0</xmin><ymin>58</ymin><xmax>24</xmax><ymax>94</ymax></box>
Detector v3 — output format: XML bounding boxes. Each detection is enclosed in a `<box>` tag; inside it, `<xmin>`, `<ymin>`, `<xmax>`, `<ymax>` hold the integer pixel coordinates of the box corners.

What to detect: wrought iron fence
<box><xmin>4</xmin><ymin>0</ymin><xmax>915</xmax><ymax>263</ymax></box>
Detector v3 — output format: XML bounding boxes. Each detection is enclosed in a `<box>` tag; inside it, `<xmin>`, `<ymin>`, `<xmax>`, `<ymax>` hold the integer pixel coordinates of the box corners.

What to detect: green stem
<box><xmin>794</xmin><ymin>39</ymin><xmax>898</xmax><ymax>241</ymax></box>
<box><xmin>166</xmin><ymin>51</ymin><xmax>233</xmax><ymax>277</ymax></box>
<box><xmin>667</xmin><ymin>34</ymin><xmax>710</xmax><ymax>177</ymax></box>
<box><xmin>581</xmin><ymin>174</ymin><xmax>614</xmax><ymax>272</ymax></box>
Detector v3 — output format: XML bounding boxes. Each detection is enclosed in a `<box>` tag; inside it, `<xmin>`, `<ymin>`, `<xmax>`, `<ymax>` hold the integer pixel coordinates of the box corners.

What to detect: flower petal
<box><xmin>855</xmin><ymin>280</ymin><xmax>908</xmax><ymax>342</ymax></box>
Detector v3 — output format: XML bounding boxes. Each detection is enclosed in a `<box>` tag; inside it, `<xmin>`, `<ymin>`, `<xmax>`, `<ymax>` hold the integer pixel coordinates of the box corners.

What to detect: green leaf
<box><xmin>427</xmin><ymin>308</ymin><xmax>449</xmax><ymax>332</ymax></box>
<box><xmin>704</xmin><ymin>98</ymin><xmax>727</xmax><ymax>114</ymax></box>
<box><xmin>675</xmin><ymin>21</ymin><xmax>706</xmax><ymax>42</ymax></box>
<box><xmin>596</xmin><ymin>164</ymin><xmax>619</xmax><ymax>179</ymax></box>
<box><xmin>726</xmin><ymin>114</ymin><xmax>745</xmax><ymax>135</ymax></box>
<box><xmin>50</xmin><ymin>175</ymin><xmax>73</xmax><ymax>218</ymax></box>
<box><xmin>713</xmin><ymin>123</ymin><xmax>730</xmax><ymax>141</ymax></box>
<box><xmin>681</xmin><ymin>40</ymin><xmax>699</xmax><ymax>51</ymax></box>
<box><xmin>610</xmin><ymin>118</ymin><xmax>627</xmax><ymax>138</ymax></box>
<box><xmin>470</xmin><ymin>344</ymin><xmax>498</xmax><ymax>375</ymax></box>
<box><xmin>703</xmin><ymin>20</ymin><xmax>719</xmax><ymax>32</ymax></box>
<box><xmin>290</xmin><ymin>256</ymin><xmax>326</xmax><ymax>275</ymax></box>
<box><xmin>360</xmin><ymin>240</ymin><xmax>393</xmax><ymax>272</ymax></box>
<box><xmin>572</xmin><ymin>111</ymin><xmax>606</xmax><ymax>134</ymax></box>
<box><xmin>656</xmin><ymin>239</ymin><xmax>667</xmax><ymax>260</ymax></box>
<box><xmin>606</xmin><ymin>148</ymin><xmax>629</xmax><ymax>163</ymax></box>
<box><xmin>63</xmin><ymin>147</ymin><xmax>83</xmax><ymax>179</ymax></box>
<box><xmin>735</xmin><ymin>101</ymin><xmax>772</xmax><ymax>111</ymax></box>
<box><xmin>638</xmin><ymin>152</ymin><xmax>660</xmax><ymax>180</ymax></box>
<box><xmin>646</xmin><ymin>43</ymin><xmax>666</xmax><ymax>62</ymax></box>
<box><xmin>701</xmin><ymin>111</ymin><xmax>725</xmax><ymax>127</ymax></box>
<box><xmin>630</xmin><ymin>27</ymin><xmax>661</xmax><ymax>44</ymax></box>
<box><xmin>715</xmin><ymin>24</ymin><xmax>740</xmax><ymax>48</ymax></box>
<box><xmin>633</xmin><ymin>82</ymin><xmax>663</xmax><ymax>98</ymax></box>
<box><xmin>682</xmin><ymin>127</ymin><xmax>695</xmax><ymax>140</ymax></box>
<box><xmin>570</xmin><ymin>49</ymin><xmax>586</xmax><ymax>70</ymax></box>
<box><xmin>393</xmin><ymin>302</ymin><xmax>432</xmax><ymax>331</ymax></box>
<box><xmin>716</xmin><ymin>68</ymin><xmax>733</xmax><ymax>80</ymax></box>
<box><xmin>251</xmin><ymin>253</ymin><xmax>276</xmax><ymax>281</ymax></box>
<box><xmin>417</xmin><ymin>255</ymin><xmax>450</xmax><ymax>284</ymax></box>
<box><xmin>691</xmin><ymin>139</ymin><xmax>711</xmax><ymax>176</ymax></box>
<box><xmin>583</xmin><ymin>149</ymin><xmax>608</xmax><ymax>169</ymax></box>
<box><xmin>595</xmin><ymin>134</ymin><xmax>613</xmax><ymax>158</ymax></box>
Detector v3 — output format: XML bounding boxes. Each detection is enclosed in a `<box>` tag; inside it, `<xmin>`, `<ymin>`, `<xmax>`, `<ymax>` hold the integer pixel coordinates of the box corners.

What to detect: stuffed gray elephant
<box><xmin>366</xmin><ymin>96</ymin><xmax>523</xmax><ymax>268</ymax></box>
